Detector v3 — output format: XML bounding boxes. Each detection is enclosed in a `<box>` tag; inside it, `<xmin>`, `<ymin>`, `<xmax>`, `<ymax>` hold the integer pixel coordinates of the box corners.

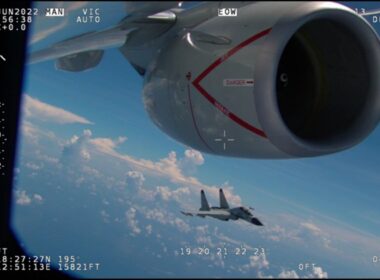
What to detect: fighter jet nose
<box><xmin>251</xmin><ymin>217</ymin><xmax>264</xmax><ymax>226</ymax></box>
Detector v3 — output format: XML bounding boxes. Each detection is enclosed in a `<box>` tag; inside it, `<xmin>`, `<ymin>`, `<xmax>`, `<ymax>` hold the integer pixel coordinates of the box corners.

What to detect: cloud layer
<box><xmin>14</xmin><ymin>112</ymin><xmax>380</xmax><ymax>277</ymax></box>
<box><xmin>15</xmin><ymin>190</ymin><xmax>44</xmax><ymax>206</ymax></box>
<box><xmin>23</xmin><ymin>95</ymin><xmax>93</xmax><ymax>125</ymax></box>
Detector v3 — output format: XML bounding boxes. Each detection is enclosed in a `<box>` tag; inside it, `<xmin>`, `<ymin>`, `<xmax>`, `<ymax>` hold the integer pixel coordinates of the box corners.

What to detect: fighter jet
<box><xmin>181</xmin><ymin>189</ymin><xmax>263</xmax><ymax>226</ymax></box>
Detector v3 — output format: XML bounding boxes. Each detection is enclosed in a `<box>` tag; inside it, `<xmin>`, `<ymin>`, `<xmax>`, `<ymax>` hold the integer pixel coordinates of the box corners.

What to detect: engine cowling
<box><xmin>143</xmin><ymin>2</ymin><xmax>380</xmax><ymax>158</ymax></box>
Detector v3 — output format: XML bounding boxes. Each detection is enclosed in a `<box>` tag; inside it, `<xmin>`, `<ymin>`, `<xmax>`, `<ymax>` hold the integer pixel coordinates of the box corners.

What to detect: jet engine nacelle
<box><xmin>143</xmin><ymin>2</ymin><xmax>380</xmax><ymax>158</ymax></box>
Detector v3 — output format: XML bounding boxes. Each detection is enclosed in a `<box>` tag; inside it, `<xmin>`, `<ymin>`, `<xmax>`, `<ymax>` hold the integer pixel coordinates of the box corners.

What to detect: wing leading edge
<box><xmin>28</xmin><ymin>9</ymin><xmax>177</xmax><ymax>71</ymax></box>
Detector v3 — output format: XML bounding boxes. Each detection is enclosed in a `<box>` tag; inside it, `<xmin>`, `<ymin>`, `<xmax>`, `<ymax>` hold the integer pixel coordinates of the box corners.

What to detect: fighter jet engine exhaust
<box><xmin>143</xmin><ymin>2</ymin><xmax>380</xmax><ymax>158</ymax></box>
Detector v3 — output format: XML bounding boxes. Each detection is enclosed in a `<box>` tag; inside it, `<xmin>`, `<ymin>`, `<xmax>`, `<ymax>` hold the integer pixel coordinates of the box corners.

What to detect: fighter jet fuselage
<box><xmin>181</xmin><ymin>189</ymin><xmax>263</xmax><ymax>226</ymax></box>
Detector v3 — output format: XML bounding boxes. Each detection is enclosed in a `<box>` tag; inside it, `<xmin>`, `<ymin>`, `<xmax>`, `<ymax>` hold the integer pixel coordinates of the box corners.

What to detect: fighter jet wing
<box><xmin>180</xmin><ymin>211</ymin><xmax>194</xmax><ymax>217</ymax></box>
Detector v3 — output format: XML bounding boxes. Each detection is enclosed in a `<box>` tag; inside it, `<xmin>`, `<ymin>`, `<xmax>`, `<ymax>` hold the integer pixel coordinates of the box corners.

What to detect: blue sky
<box><xmin>11</xmin><ymin>1</ymin><xmax>380</xmax><ymax>278</ymax></box>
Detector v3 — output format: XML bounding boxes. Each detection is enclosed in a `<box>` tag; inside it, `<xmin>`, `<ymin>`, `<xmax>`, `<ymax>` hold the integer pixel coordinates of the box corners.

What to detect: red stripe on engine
<box><xmin>192</xmin><ymin>28</ymin><xmax>272</xmax><ymax>139</ymax></box>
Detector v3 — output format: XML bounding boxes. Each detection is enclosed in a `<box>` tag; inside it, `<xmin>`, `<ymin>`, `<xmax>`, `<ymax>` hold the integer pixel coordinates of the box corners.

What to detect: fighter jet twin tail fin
<box><xmin>199</xmin><ymin>189</ymin><xmax>230</xmax><ymax>211</ymax></box>
<box><xmin>199</xmin><ymin>190</ymin><xmax>210</xmax><ymax>211</ymax></box>
<box><xmin>219</xmin><ymin>188</ymin><xmax>229</xmax><ymax>209</ymax></box>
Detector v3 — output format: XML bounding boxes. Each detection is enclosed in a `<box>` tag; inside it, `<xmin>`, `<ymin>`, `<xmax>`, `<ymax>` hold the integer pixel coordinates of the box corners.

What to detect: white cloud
<box><xmin>100</xmin><ymin>210</ymin><xmax>110</xmax><ymax>223</ymax></box>
<box><xmin>60</xmin><ymin>130</ymin><xmax>93</xmax><ymax>166</ymax></box>
<box><xmin>86</xmin><ymin>134</ymin><xmax>242</xmax><ymax>206</ymax></box>
<box><xmin>307</xmin><ymin>266</ymin><xmax>328</xmax><ymax>279</ymax></box>
<box><xmin>277</xmin><ymin>266</ymin><xmax>328</xmax><ymax>279</ymax></box>
<box><xmin>33</xmin><ymin>194</ymin><xmax>43</xmax><ymax>203</ymax></box>
<box><xmin>26</xmin><ymin>162</ymin><xmax>42</xmax><ymax>171</ymax></box>
<box><xmin>178</xmin><ymin>149</ymin><xmax>205</xmax><ymax>176</ymax></box>
<box><xmin>301</xmin><ymin>222</ymin><xmax>322</xmax><ymax>235</ymax></box>
<box><xmin>173</xmin><ymin>217</ymin><xmax>191</xmax><ymax>233</ymax></box>
<box><xmin>89</xmin><ymin>136</ymin><xmax>126</xmax><ymax>154</ymax></box>
<box><xmin>155</xmin><ymin>186</ymin><xmax>172</xmax><ymax>201</ymax></box>
<box><xmin>145</xmin><ymin>209</ymin><xmax>167</xmax><ymax>225</ymax></box>
<box><xmin>239</xmin><ymin>250</ymin><xmax>328</xmax><ymax>279</ymax></box>
<box><xmin>209</xmin><ymin>252</ymin><xmax>225</xmax><ymax>269</ymax></box>
<box><xmin>37</xmin><ymin>153</ymin><xmax>59</xmax><ymax>164</ymax></box>
<box><xmin>30</xmin><ymin>2</ymin><xmax>89</xmax><ymax>44</ymax></box>
<box><xmin>194</xmin><ymin>225</ymin><xmax>214</xmax><ymax>248</ymax></box>
<box><xmin>253</xmin><ymin>187</ymin><xmax>380</xmax><ymax>261</ymax></box>
<box><xmin>15</xmin><ymin>190</ymin><xmax>32</xmax><ymax>205</ymax></box>
<box><xmin>247</xmin><ymin>254</ymin><xmax>270</xmax><ymax>270</ymax></box>
<box><xmin>83</xmin><ymin>129</ymin><xmax>92</xmax><ymax>137</ymax></box>
<box><xmin>15</xmin><ymin>190</ymin><xmax>43</xmax><ymax>206</ymax></box>
<box><xmin>21</xmin><ymin>121</ymin><xmax>38</xmax><ymax>142</ymax></box>
<box><xmin>18</xmin><ymin>117</ymin><xmax>380</xmax><ymax>277</ymax></box>
<box><xmin>16</xmin><ymin>133</ymin><xmax>337</xmax><ymax>278</ymax></box>
<box><xmin>146</xmin><ymin>224</ymin><xmax>153</xmax><ymax>235</ymax></box>
<box><xmin>126</xmin><ymin>171</ymin><xmax>145</xmax><ymax>189</ymax></box>
<box><xmin>21</xmin><ymin>120</ymin><xmax>57</xmax><ymax>145</ymax></box>
<box><xmin>261</xmin><ymin>224</ymin><xmax>289</xmax><ymax>242</ymax></box>
<box><xmin>29</xmin><ymin>18</ymin><xmax>68</xmax><ymax>45</ymax></box>
<box><xmin>257</xmin><ymin>271</ymin><xmax>274</xmax><ymax>278</ymax></box>
<box><xmin>184</xmin><ymin>149</ymin><xmax>204</xmax><ymax>165</ymax></box>
<box><xmin>154</xmin><ymin>185</ymin><xmax>190</xmax><ymax>203</ymax></box>
<box><xmin>117</xmin><ymin>136</ymin><xmax>128</xmax><ymax>144</ymax></box>
<box><xmin>195</xmin><ymin>224</ymin><xmax>208</xmax><ymax>236</ymax></box>
<box><xmin>213</xmin><ymin>229</ymin><xmax>255</xmax><ymax>252</ymax></box>
<box><xmin>278</xmin><ymin>270</ymin><xmax>300</xmax><ymax>279</ymax></box>
<box><xmin>55</xmin><ymin>130</ymin><xmax>241</xmax><ymax>208</ymax></box>
<box><xmin>23</xmin><ymin>95</ymin><xmax>93</xmax><ymax>125</ymax></box>
<box><xmin>80</xmin><ymin>149</ymin><xmax>91</xmax><ymax>161</ymax></box>
<box><xmin>125</xmin><ymin>207</ymin><xmax>141</xmax><ymax>236</ymax></box>
<box><xmin>257</xmin><ymin>215</ymin><xmax>333</xmax><ymax>252</ymax></box>
<box><xmin>143</xmin><ymin>208</ymin><xmax>191</xmax><ymax>234</ymax></box>
<box><xmin>238</xmin><ymin>252</ymin><xmax>270</xmax><ymax>277</ymax></box>
<box><xmin>82</xmin><ymin>165</ymin><xmax>101</xmax><ymax>177</ymax></box>
<box><xmin>299</xmin><ymin>222</ymin><xmax>331</xmax><ymax>249</ymax></box>
<box><xmin>125</xmin><ymin>171</ymin><xmax>154</xmax><ymax>201</ymax></box>
<box><xmin>23</xmin><ymin>125</ymin><xmax>380</xmax><ymax>273</ymax></box>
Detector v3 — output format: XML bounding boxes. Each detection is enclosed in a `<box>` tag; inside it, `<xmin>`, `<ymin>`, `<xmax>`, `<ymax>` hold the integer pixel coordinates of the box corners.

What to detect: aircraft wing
<box><xmin>28</xmin><ymin>4</ymin><xmax>179</xmax><ymax>71</ymax></box>
<box><xmin>29</xmin><ymin>26</ymin><xmax>135</xmax><ymax>65</ymax></box>
<box><xmin>124</xmin><ymin>2</ymin><xmax>182</xmax><ymax>17</ymax></box>
<box><xmin>360</xmin><ymin>8</ymin><xmax>380</xmax><ymax>16</ymax></box>
<box><xmin>181</xmin><ymin>210</ymin><xmax>230</xmax><ymax>219</ymax></box>
<box><xmin>180</xmin><ymin>211</ymin><xmax>195</xmax><ymax>217</ymax></box>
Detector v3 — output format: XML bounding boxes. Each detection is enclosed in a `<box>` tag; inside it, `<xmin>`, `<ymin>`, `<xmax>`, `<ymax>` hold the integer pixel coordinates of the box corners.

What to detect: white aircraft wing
<box><xmin>360</xmin><ymin>8</ymin><xmax>380</xmax><ymax>16</ymax></box>
<box><xmin>180</xmin><ymin>211</ymin><xmax>195</xmax><ymax>217</ymax></box>
<box><xmin>180</xmin><ymin>209</ymin><xmax>229</xmax><ymax>218</ymax></box>
<box><xmin>29</xmin><ymin>26</ymin><xmax>135</xmax><ymax>65</ymax></box>
<box><xmin>28</xmin><ymin>5</ymin><xmax>179</xmax><ymax>71</ymax></box>
<box><xmin>124</xmin><ymin>1</ymin><xmax>182</xmax><ymax>17</ymax></box>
